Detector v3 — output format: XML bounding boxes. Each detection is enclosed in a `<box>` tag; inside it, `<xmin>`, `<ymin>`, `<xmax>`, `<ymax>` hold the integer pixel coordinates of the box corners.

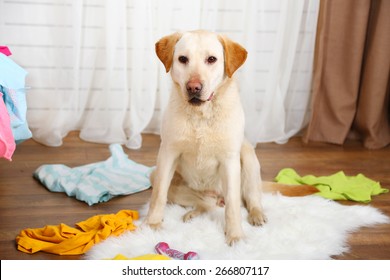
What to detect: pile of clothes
<box><xmin>0</xmin><ymin>46</ymin><xmax>31</xmax><ymax>160</ymax></box>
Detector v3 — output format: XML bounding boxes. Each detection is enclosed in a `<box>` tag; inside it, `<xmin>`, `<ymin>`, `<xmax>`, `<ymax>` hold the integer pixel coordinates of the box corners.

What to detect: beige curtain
<box><xmin>304</xmin><ymin>0</ymin><xmax>390</xmax><ymax>149</ymax></box>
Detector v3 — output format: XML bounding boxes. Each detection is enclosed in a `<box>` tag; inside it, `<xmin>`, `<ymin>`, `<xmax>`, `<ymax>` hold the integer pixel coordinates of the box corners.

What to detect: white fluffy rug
<box><xmin>86</xmin><ymin>194</ymin><xmax>389</xmax><ymax>260</ymax></box>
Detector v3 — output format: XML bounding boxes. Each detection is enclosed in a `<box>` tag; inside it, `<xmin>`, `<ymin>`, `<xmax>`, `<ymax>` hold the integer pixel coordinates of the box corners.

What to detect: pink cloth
<box><xmin>0</xmin><ymin>46</ymin><xmax>12</xmax><ymax>56</ymax></box>
<box><xmin>0</xmin><ymin>92</ymin><xmax>16</xmax><ymax>160</ymax></box>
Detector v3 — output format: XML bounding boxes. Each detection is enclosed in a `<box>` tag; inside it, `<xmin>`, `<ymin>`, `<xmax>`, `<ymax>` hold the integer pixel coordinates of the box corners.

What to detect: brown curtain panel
<box><xmin>304</xmin><ymin>0</ymin><xmax>390</xmax><ymax>149</ymax></box>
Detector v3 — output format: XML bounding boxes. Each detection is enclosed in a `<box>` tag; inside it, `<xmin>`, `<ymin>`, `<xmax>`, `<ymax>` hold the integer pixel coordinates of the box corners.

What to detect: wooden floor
<box><xmin>0</xmin><ymin>132</ymin><xmax>389</xmax><ymax>260</ymax></box>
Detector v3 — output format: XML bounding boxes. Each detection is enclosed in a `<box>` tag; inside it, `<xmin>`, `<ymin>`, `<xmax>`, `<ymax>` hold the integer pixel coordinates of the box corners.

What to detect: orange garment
<box><xmin>16</xmin><ymin>210</ymin><xmax>138</xmax><ymax>255</ymax></box>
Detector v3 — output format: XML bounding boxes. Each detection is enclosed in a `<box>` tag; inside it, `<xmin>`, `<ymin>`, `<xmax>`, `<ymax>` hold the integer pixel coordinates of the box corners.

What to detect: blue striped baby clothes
<box><xmin>34</xmin><ymin>144</ymin><xmax>154</xmax><ymax>205</ymax></box>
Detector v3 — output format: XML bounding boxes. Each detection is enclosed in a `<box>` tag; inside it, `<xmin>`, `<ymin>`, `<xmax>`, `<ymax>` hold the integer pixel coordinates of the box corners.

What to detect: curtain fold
<box><xmin>304</xmin><ymin>0</ymin><xmax>390</xmax><ymax>149</ymax></box>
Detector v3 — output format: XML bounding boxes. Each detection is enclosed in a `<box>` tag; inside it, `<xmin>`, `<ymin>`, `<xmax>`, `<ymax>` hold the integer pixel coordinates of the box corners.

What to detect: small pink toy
<box><xmin>155</xmin><ymin>242</ymin><xmax>199</xmax><ymax>260</ymax></box>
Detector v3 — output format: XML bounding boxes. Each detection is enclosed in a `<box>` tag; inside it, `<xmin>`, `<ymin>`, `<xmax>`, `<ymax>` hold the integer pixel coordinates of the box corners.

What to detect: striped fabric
<box><xmin>34</xmin><ymin>144</ymin><xmax>154</xmax><ymax>205</ymax></box>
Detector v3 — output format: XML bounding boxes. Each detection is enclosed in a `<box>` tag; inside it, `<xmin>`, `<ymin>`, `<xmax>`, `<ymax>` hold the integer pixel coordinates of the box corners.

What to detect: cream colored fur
<box><xmin>145</xmin><ymin>30</ymin><xmax>266</xmax><ymax>245</ymax></box>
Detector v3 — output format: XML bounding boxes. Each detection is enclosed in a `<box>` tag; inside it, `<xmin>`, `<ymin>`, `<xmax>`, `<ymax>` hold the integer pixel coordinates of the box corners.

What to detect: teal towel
<box><xmin>34</xmin><ymin>144</ymin><xmax>154</xmax><ymax>205</ymax></box>
<box><xmin>275</xmin><ymin>168</ymin><xmax>388</xmax><ymax>203</ymax></box>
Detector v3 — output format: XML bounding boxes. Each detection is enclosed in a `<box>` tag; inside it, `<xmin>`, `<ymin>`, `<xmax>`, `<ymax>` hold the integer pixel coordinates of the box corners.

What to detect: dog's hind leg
<box><xmin>240</xmin><ymin>140</ymin><xmax>267</xmax><ymax>226</ymax></box>
<box><xmin>167</xmin><ymin>173</ymin><xmax>218</xmax><ymax>222</ymax></box>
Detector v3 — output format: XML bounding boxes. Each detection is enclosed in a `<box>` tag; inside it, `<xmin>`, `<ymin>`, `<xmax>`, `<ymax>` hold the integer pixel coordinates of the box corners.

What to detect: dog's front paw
<box><xmin>144</xmin><ymin>216</ymin><xmax>163</xmax><ymax>230</ymax></box>
<box><xmin>147</xmin><ymin>222</ymin><xmax>162</xmax><ymax>230</ymax></box>
<box><xmin>225</xmin><ymin>228</ymin><xmax>244</xmax><ymax>246</ymax></box>
<box><xmin>248</xmin><ymin>208</ymin><xmax>267</xmax><ymax>226</ymax></box>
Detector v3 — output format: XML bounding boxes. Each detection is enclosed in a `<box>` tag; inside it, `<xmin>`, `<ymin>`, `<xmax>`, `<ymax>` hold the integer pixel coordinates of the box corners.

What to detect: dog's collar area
<box><xmin>207</xmin><ymin>92</ymin><xmax>214</xmax><ymax>101</ymax></box>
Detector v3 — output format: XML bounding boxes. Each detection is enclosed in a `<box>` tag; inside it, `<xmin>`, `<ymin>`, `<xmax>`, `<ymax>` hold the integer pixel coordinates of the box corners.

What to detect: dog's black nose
<box><xmin>186</xmin><ymin>80</ymin><xmax>203</xmax><ymax>95</ymax></box>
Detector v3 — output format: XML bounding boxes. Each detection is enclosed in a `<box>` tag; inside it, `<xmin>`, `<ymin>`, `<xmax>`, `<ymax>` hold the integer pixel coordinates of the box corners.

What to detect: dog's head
<box><xmin>155</xmin><ymin>30</ymin><xmax>247</xmax><ymax>106</ymax></box>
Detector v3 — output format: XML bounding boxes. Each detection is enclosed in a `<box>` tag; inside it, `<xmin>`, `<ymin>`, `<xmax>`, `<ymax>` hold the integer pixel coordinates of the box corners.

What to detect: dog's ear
<box><xmin>218</xmin><ymin>35</ymin><xmax>248</xmax><ymax>78</ymax></box>
<box><xmin>155</xmin><ymin>32</ymin><xmax>182</xmax><ymax>73</ymax></box>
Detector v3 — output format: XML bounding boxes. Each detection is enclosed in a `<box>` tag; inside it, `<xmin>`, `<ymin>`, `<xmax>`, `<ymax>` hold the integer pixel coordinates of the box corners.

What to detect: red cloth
<box><xmin>0</xmin><ymin>46</ymin><xmax>12</xmax><ymax>56</ymax></box>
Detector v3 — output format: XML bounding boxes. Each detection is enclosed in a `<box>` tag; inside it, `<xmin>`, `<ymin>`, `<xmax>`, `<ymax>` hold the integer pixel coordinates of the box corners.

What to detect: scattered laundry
<box><xmin>275</xmin><ymin>168</ymin><xmax>389</xmax><ymax>203</ymax></box>
<box><xmin>0</xmin><ymin>49</ymin><xmax>30</xmax><ymax>160</ymax></box>
<box><xmin>16</xmin><ymin>210</ymin><xmax>139</xmax><ymax>255</ymax></box>
<box><xmin>34</xmin><ymin>144</ymin><xmax>154</xmax><ymax>205</ymax></box>
<box><xmin>0</xmin><ymin>46</ymin><xmax>12</xmax><ymax>56</ymax></box>
<box><xmin>110</xmin><ymin>254</ymin><xmax>171</xmax><ymax>260</ymax></box>
<box><xmin>0</xmin><ymin>92</ymin><xmax>16</xmax><ymax>160</ymax></box>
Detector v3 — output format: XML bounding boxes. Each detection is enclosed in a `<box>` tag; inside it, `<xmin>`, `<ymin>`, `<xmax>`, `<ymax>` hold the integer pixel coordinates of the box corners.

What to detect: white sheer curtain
<box><xmin>0</xmin><ymin>0</ymin><xmax>319</xmax><ymax>148</ymax></box>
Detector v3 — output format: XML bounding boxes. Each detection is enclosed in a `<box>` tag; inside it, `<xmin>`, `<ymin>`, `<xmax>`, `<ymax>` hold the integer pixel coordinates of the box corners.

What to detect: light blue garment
<box><xmin>0</xmin><ymin>53</ymin><xmax>31</xmax><ymax>143</ymax></box>
<box><xmin>34</xmin><ymin>144</ymin><xmax>154</xmax><ymax>206</ymax></box>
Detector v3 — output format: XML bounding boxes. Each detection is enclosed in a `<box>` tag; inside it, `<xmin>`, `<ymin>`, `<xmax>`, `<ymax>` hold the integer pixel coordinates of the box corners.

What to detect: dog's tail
<box><xmin>262</xmin><ymin>181</ymin><xmax>318</xmax><ymax>197</ymax></box>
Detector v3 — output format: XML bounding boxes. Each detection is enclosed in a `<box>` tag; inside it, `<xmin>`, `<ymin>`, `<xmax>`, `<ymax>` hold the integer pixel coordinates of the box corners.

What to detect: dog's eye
<box><xmin>178</xmin><ymin>56</ymin><xmax>189</xmax><ymax>64</ymax></box>
<box><xmin>207</xmin><ymin>56</ymin><xmax>217</xmax><ymax>64</ymax></box>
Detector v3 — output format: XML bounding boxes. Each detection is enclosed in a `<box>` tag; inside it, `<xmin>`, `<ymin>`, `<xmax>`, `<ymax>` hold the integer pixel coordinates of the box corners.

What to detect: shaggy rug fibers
<box><xmin>86</xmin><ymin>194</ymin><xmax>389</xmax><ymax>260</ymax></box>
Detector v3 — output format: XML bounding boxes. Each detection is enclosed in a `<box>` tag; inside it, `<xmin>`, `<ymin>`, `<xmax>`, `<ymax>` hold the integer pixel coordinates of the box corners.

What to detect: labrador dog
<box><xmin>145</xmin><ymin>30</ymin><xmax>266</xmax><ymax>245</ymax></box>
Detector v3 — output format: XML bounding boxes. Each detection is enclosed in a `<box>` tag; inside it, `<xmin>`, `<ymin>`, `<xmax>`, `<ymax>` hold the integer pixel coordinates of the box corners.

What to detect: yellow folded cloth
<box><xmin>111</xmin><ymin>254</ymin><xmax>171</xmax><ymax>260</ymax></box>
<box><xmin>16</xmin><ymin>210</ymin><xmax>138</xmax><ymax>255</ymax></box>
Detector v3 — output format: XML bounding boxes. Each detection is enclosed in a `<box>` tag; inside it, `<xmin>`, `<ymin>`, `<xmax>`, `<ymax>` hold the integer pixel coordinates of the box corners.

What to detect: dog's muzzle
<box><xmin>186</xmin><ymin>80</ymin><xmax>214</xmax><ymax>106</ymax></box>
<box><xmin>186</xmin><ymin>80</ymin><xmax>203</xmax><ymax>106</ymax></box>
